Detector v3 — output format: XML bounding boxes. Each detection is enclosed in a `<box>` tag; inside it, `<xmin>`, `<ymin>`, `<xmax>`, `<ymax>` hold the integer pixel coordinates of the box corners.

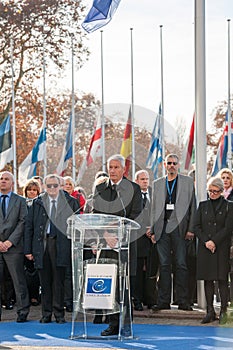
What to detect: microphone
<box><xmin>117</xmin><ymin>189</ymin><xmax>126</xmax><ymax>218</ymax></box>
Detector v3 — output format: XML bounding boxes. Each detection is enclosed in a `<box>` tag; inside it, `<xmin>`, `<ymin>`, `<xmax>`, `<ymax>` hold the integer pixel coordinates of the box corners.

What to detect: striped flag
<box><xmin>211</xmin><ymin>121</ymin><xmax>233</xmax><ymax>176</ymax></box>
<box><xmin>146</xmin><ymin>105</ymin><xmax>163</xmax><ymax>179</ymax></box>
<box><xmin>56</xmin><ymin>116</ymin><xmax>72</xmax><ymax>175</ymax></box>
<box><xmin>181</xmin><ymin>114</ymin><xmax>195</xmax><ymax>172</ymax></box>
<box><xmin>0</xmin><ymin>115</ymin><xmax>13</xmax><ymax>170</ymax></box>
<box><xmin>77</xmin><ymin>114</ymin><xmax>102</xmax><ymax>182</ymax></box>
<box><xmin>18</xmin><ymin>126</ymin><xmax>46</xmax><ymax>187</ymax></box>
<box><xmin>82</xmin><ymin>0</ymin><xmax>122</xmax><ymax>33</ymax></box>
<box><xmin>120</xmin><ymin>107</ymin><xmax>132</xmax><ymax>177</ymax></box>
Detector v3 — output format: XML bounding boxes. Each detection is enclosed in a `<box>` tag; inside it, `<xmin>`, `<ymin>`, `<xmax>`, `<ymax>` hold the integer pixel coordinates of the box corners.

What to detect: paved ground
<box><xmin>0</xmin><ymin>303</ymin><xmax>225</xmax><ymax>326</ymax></box>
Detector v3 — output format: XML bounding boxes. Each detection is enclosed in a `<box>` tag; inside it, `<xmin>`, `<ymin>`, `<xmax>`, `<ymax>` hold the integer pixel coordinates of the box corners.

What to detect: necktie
<box><xmin>111</xmin><ymin>184</ymin><xmax>117</xmax><ymax>200</ymax></box>
<box><xmin>1</xmin><ymin>195</ymin><xmax>8</xmax><ymax>218</ymax></box>
<box><xmin>142</xmin><ymin>192</ymin><xmax>147</xmax><ymax>208</ymax></box>
<box><xmin>49</xmin><ymin>200</ymin><xmax>57</xmax><ymax>237</ymax></box>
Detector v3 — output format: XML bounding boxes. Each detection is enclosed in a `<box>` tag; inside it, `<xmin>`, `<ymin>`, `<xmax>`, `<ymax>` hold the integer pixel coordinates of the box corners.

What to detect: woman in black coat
<box><xmin>194</xmin><ymin>177</ymin><xmax>233</xmax><ymax>324</ymax></box>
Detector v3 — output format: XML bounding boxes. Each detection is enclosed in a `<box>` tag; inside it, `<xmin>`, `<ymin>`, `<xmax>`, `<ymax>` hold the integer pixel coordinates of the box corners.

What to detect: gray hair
<box><xmin>0</xmin><ymin>171</ymin><xmax>14</xmax><ymax>182</ymax></box>
<box><xmin>165</xmin><ymin>154</ymin><xmax>179</xmax><ymax>163</ymax></box>
<box><xmin>135</xmin><ymin>169</ymin><xmax>149</xmax><ymax>181</ymax></box>
<box><xmin>107</xmin><ymin>154</ymin><xmax>125</xmax><ymax>168</ymax></box>
<box><xmin>207</xmin><ymin>177</ymin><xmax>224</xmax><ymax>192</ymax></box>
<box><xmin>44</xmin><ymin>174</ymin><xmax>61</xmax><ymax>184</ymax></box>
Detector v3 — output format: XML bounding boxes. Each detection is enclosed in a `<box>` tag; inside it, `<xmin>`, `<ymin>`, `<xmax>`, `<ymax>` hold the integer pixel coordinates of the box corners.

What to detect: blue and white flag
<box><xmin>0</xmin><ymin>115</ymin><xmax>13</xmax><ymax>170</ymax></box>
<box><xmin>18</xmin><ymin>126</ymin><xmax>46</xmax><ymax>187</ymax></box>
<box><xmin>82</xmin><ymin>0</ymin><xmax>121</xmax><ymax>33</ymax></box>
<box><xmin>146</xmin><ymin>104</ymin><xmax>163</xmax><ymax>179</ymax></box>
<box><xmin>56</xmin><ymin>116</ymin><xmax>72</xmax><ymax>175</ymax></box>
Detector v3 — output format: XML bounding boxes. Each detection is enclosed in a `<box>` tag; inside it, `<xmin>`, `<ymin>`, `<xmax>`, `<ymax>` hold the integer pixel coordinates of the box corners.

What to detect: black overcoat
<box><xmin>24</xmin><ymin>190</ymin><xmax>79</xmax><ymax>269</ymax></box>
<box><xmin>193</xmin><ymin>196</ymin><xmax>233</xmax><ymax>280</ymax></box>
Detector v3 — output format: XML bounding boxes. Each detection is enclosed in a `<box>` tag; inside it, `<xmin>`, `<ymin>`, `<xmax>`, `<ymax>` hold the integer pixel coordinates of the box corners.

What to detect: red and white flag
<box><xmin>77</xmin><ymin>115</ymin><xmax>102</xmax><ymax>182</ymax></box>
<box><xmin>181</xmin><ymin>113</ymin><xmax>195</xmax><ymax>172</ymax></box>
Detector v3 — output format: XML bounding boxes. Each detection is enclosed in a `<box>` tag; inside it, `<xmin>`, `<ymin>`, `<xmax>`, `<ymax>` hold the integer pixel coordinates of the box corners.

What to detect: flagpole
<box><xmin>130</xmin><ymin>28</ymin><xmax>135</xmax><ymax>180</ymax></box>
<box><xmin>71</xmin><ymin>34</ymin><xmax>76</xmax><ymax>180</ymax></box>
<box><xmin>10</xmin><ymin>39</ymin><xmax>17</xmax><ymax>192</ymax></box>
<box><xmin>227</xmin><ymin>19</ymin><xmax>232</xmax><ymax>171</ymax></box>
<box><xmin>100</xmin><ymin>30</ymin><xmax>106</xmax><ymax>172</ymax></box>
<box><xmin>160</xmin><ymin>25</ymin><xmax>165</xmax><ymax>176</ymax></box>
<box><xmin>195</xmin><ymin>0</ymin><xmax>207</xmax><ymax>309</ymax></box>
<box><xmin>42</xmin><ymin>33</ymin><xmax>47</xmax><ymax>177</ymax></box>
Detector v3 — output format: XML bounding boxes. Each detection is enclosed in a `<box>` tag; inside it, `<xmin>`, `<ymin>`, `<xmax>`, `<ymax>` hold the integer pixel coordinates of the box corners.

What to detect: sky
<box><xmin>72</xmin><ymin>0</ymin><xmax>232</xmax><ymax>140</ymax></box>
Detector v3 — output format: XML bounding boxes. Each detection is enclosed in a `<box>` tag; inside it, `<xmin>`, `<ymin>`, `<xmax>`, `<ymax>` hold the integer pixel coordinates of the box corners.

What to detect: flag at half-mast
<box><xmin>212</xmin><ymin>111</ymin><xmax>233</xmax><ymax>176</ymax></box>
<box><xmin>77</xmin><ymin>114</ymin><xmax>102</xmax><ymax>183</ymax></box>
<box><xmin>181</xmin><ymin>113</ymin><xmax>195</xmax><ymax>172</ymax></box>
<box><xmin>146</xmin><ymin>104</ymin><xmax>163</xmax><ymax>179</ymax></box>
<box><xmin>0</xmin><ymin>115</ymin><xmax>13</xmax><ymax>170</ymax></box>
<box><xmin>56</xmin><ymin>115</ymin><xmax>72</xmax><ymax>176</ymax></box>
<box><xmin>120</xmin><ymin>106</ymin><xmax>132</xmax><ymax>177</ymax></box>
<box><xmin>82</xmin><ymin>0</ymin><xmax>122</xmax><ymax>33</ymax></box>
<box><xmin>18</xmin><ymin>126</ymin><xmax>46</xmax><ymax>187</ymax></box>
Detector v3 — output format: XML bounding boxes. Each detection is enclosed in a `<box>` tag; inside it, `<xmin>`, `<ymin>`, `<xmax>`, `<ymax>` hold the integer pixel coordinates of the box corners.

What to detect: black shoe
<box><xmin>101</xmin><ymin>325</ymin><xmax>119</xmax><ymax>336</ymax></box>
<box><xmin>93</xmin><ymin>315</ymin><xmax>103</xmax><ymax>324</ymax></box>
<box><xmin>31</xmin><ymin>299</ymin><xmax>40</xmax><ymax>306</ymax></box>
<box><xmin>134</xmin><ymin>302</ymin><xmax>143</xmax><ymax>311</ymax></box>
<box><xmin>5</xmin><ymin>302</ymin><xmax>14</xmax><ymax>310</ymax></box>
<box><xmin>219</xmin><ymin>311</ymin><xmax>228</xmax><ymax>325</ymax></box>
<box><xmin>16</xmin><ymin>314</ymin><xmax>28</xmax><ymax>323</ymax></box>
<box><xmin>152</xmin><ymin>304</ymin><xmax>171</xmax><ymax>311</ymax></box>
<box><xmin>178</xmin><ymin>304</ymin><xmax>193</xmax><ymax>311</ymax></box>
<box><xmin>40</xmin><ymin>316</ymin><xmax>52</xmax><ymax>323</ymax></box>
<box><xmin>201</xmin><ymin>311</ymin><xmax>217</xmax><ymax>324</ymax></box>
<box><xmin>55</xmin><ymin>317</ymin><xmax>66</xmax><ymax>324</ymax></box>
<box><xmin>104</xmin><ymin>315</ymin><xmax>110</xmax><ymax>323</ymax></box>
<box><xmin>65</xmin><ymin>305</ymin><xmax>73</xmax><ymax>313</ymax></box>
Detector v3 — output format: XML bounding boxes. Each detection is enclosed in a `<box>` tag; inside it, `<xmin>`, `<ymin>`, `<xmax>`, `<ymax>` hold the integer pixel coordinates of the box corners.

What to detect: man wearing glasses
<box><xmin>150</xmin><ymin>154</ymin><xmax>196</xmax><ymax>311</ymax></box>
<box><xmin>24</xmin><ymin>174</ymin><xmax>79</xmax><ymax>324</ymax></box>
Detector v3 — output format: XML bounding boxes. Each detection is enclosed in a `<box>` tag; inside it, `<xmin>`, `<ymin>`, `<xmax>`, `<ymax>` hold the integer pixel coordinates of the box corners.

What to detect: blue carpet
<box><xmin>1</xmin><ymin>321</ymin><xmax>233</xmax><ymax>349</ymax></box>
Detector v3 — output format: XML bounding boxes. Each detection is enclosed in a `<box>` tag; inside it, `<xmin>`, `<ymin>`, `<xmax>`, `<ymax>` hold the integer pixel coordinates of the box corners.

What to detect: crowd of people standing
<box><xmin>0</xmin><ymin>153</ymin><xmax>233</xmax><ymax>330</ymax></box>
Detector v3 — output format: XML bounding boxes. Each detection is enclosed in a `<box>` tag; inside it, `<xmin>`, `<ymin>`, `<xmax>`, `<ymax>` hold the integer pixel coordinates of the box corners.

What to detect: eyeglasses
<box><xmin>46</xmin><ymin>183</ymin><xmax>59</xmax><ymax>189</ymax></box>
<box><xmin>221</xmin><ymin>176</ymin><xmax>231</xmax><ymax>180</ymax></box>
<box><xmin>167</xmin><ymin>161</ymin><xmax>178</xmax><ymax>166</ymax></box>
<box><xmin>208</xmin><ymin>189</ymin><xmax>222</xmax><ymax>195</ymax></box>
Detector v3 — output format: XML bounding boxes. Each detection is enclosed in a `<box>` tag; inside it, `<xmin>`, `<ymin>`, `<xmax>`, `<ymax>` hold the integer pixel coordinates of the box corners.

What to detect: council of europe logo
<box><xmin>86</xmin><ymin>278</ymin><xmax>112</xmax><ymax>294</ymax></box>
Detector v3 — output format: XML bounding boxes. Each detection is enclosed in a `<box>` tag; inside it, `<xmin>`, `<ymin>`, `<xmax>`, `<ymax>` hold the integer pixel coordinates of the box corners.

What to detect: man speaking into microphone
<box><xmin>92</xmin><ymin>154</ymin><xmax>142</xmax><ymax>336</ymax></box>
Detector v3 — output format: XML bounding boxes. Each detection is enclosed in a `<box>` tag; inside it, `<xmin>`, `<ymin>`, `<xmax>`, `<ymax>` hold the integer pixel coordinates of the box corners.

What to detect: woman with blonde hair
<box><xmin>194</xmin><ymin>177</ymin><xmax>233</xmax><ymax>324</ymax></box>
<box><xmin>63</xmin><ymin>176</ymin><xmax>86</xmax><ymax>213</ymax></box>
<box><xmin>217</xmin><ymin>168</ymin><xmax>233</xmax><ymax>201</ymax></box>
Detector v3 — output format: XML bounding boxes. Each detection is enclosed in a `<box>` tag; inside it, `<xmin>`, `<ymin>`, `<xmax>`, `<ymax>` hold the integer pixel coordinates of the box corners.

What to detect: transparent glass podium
<box><xmin>66</xmin><ymin>213</ymin><xmax>140</xmax><ymax>340</ymax></box>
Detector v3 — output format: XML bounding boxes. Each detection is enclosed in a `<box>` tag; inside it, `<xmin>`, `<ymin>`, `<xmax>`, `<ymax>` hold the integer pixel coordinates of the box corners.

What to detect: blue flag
<box><xmin>82</xmin><ymin>0</ymin><xmax>121</xmax><ymax>33</ymax></box>
<box><xmin>56</xmin><ymin>115</ymin><xmax>73</xmax><ymax>175</ymax></box>
<box><xmin>0</xmin><ymin>115</ymin><xmax>13</xmax><ymax>169</ymax></box>
<box><xmin>211</xmin><ymin>111</ymin><xmax>233</xmax><ymax>176</ymax></box>
<box><xmin>18</xmin><ymin>126</ymin><xmax>46</xmax><ymax>187</ymax></box>
<box><xmin>146</xmin><ymin>105</ymin><xmax>163</xmax><ymax>179</ymax></box>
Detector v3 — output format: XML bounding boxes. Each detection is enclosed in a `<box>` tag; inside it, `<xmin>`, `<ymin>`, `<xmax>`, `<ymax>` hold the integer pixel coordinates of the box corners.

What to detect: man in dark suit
<box><xmin>0</xmin><ymin>171</ymin><xmax>30</xmax><ymax>322</ymax></box>
<box><xmin>150</xmin><ymin>154</ymin><xmax>196</xmax><ymax>311</ymax></box>
<box><xmin>93</xmin><ymin>154</ymin><xmax>142</xmax><ymax>336</ymax></box>
<box><xmin>133</xmin><ymin>170</ymin><xmax>158</xmax><ymax>311</ymax></box>
<box><xmin>24</xmin><ymin>174</ymin><xmax>79</xmax><ymax>324</ymax></box>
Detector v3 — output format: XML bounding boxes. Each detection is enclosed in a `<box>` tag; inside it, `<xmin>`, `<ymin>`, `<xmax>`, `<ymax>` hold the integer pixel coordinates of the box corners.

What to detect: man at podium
<box><xmin>92</xmin><ymin>154</ymin><xmax>142</xmax><ymax>336</ymax></box>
